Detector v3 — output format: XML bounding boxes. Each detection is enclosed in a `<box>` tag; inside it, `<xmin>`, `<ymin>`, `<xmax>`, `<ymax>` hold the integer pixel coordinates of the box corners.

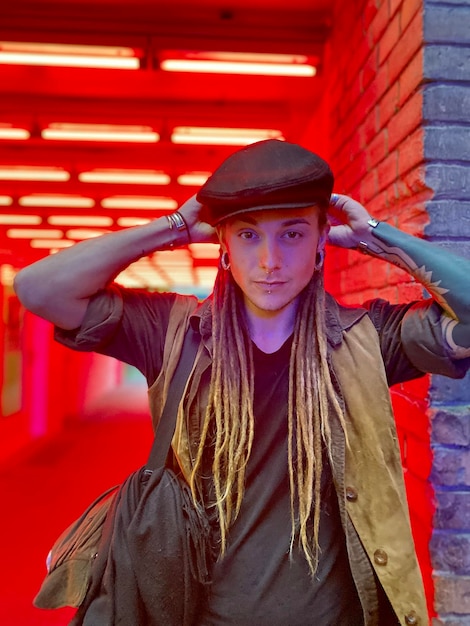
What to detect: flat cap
<box><xmin>197</xmin><ymin>139</ymin><xmax>334</xmax><ymax>226</ymax></box>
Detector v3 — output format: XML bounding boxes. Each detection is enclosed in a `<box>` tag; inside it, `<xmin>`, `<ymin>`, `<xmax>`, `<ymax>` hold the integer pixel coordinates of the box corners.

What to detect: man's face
<box><xmin>219</xmin><ymin>206</ymin><xmax>326</xmax><ymax>320</ymax></box>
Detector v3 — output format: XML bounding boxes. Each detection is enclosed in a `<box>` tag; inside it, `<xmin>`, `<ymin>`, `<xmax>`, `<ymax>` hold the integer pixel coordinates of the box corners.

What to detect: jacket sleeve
<box><xmin>54</xmin><ymin>284</ymin><xmax>194</xmax><ymax>385</ymax></box>
<box><xmin>364</xmin><ymin>298</ymin><xmax>470</xmax><ymax>387</ymax></box>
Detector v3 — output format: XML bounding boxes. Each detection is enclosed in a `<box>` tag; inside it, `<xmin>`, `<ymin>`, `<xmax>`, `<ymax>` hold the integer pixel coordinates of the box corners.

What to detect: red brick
<box><xmin>363</xmin><ymin>0</ymin><xmax>379</xmax><ymax>31</ymax></box>
<box><xmin>345</xmin><ymin>151</ymin><xmax>369</xmax><ymax>188</ymax></box>
<box><xmin>326</xmin><ymin>248</ymin><xmax>350</xmax><ymax>274</ymax></box>
<box><xmin>396</xmin><ymin>279</ymin><xmax>425</xmax><ymax>301</ymax></box>
<box><xmin>341</xmin><ymin>267</ymin><xmax>375</xmax><ymax>293</ymax></box>
<box><xmin>389</xmin><ymin>0</ymin><xmax>402</xmax><ymax>21</ymax></box>
<box><xmin>375</xmin><ymin>286</ymin><xmax>395</xmax><ymax>301</ymax></box>
<box><xmin>385</xmin><ymin>263</ymin><xmax>413</xmax><ymax>286</ymax></box>
<box><xmin>332</xmin><ymin>169</ymin><xmax>348</xmax><ymax>193</ymax></box>
<box><xmin>326</xmin><ymin>67</ymin><xmax>345</xmax><ymax>112</ymax></box>
<box><xmin>388</xmin><ymin>90</ymin><xmax>423</xmax><ymax>151</ymax></box>
<box><xmin>378</xmin><ymin>12</ymin><xmax>400</xmax><ymax>66</ymax></box>
<box><xmin>354</xmin><ymin>79</ymin><xmax>381</xmax><ymax>128</ymax></box>
<box><xmin>368</xmin><ymin>128</ymin><xmax>388</xmax><ymax>168</ymax></box>
<box><xmin>378</xmin><ymin>81</ymin><xmax>400</xmax><ymax>130</ymax></box>
<box><xmin>337</xmin><ymin>114</ymin><xmax>362</xmax><ymax>150</ymax></box>
<box><xmin>384</xmin><ymin>186</ymin><xmax>403</xmax><ymax>217</ymax></box>
<box><xmin>379</xmin><ymin>286</ymin><xmax>400</xmax><ymax>302</ymax></box>
<box><xmin>362</xmin><ymin>108</ymin><xmax>380</xmax><ymax>147</ymax></box>
<box><xmin>349</xmin><ymin>131</ymin><xmax>365</xmax><ymax>165</ymax></box>
<box><xmin>335</xmin><ymin>114</ymin><xmax>362</xmax><ymax>155</ymax></box>
<box><xmin>398</xmin><ymin>126</ymin><xmax>424</xmax><ymax>177</ymax></box>
<box><xmin>401</xmin><ymin>0</ymin><xmax>423</xmax><ymax>32</ymax></box>
<box><xmin>360</xmin><ymin>167</ymin><xmax>379</xmax><ymax>201</ymax></box>
<box><xmin>331</xmin><ymin>150</ymin><xmax>351</xmax><ymax>181</ymax></box>
<box><xmin>349</xmin><ymin>71</ymin><xmax>365</xmax><ymax>112</ymax></box>
<box><xmin>392</xmin><ymin>178</ymin><xmax>414</xmax><ymax>203</ymax></box>
<box><xmin>402</xmin><ymin>164</ymin><xmax>428</xmax><ymax>195</ymax></box>
<box><xmin>388</xmin><ymin>9</ymin><xmax>423</xmax><ymax>85</ymax></box>
<box><xmin>368</xmin><ymin>257</ymin><xmax>392</xmax><ymax>288</ymax></box>
<box><xmin>375</xmin><ymin>62</ymin><xmax>392</xmax><ymax>102</ymax></box>
<box><xmin>347</xmin><ymin>37</ymin><xmax>374</xmax><ymax>89</ymax></box>
<box><xmin>377</xmin><ymin>150</ymin><xmax>399</xmax><ymax>191</ymax></box>
<box><xmin>360</xmin><ymin>50</ymin><xmax>378</xmax><ymax>93</ymax></box>
<box><xmin>368</xmin><ymin>1</ymin><xmax>390</xmax><ymax>46</ymax></box>
<box><xmin>397</xmin><ymin>201</ymin><xmax>431</xmax><ymax>234</ymax></box>
<box><xmin>398</xmin><ymin>49</ymin><xmax>424</xmax><ymax>107</ymax></box>
<box><xmin>366</xmin><ymin>188</ymin><xmax>389</xmax><ymax>216</ymax></box>
<box><xmin>338</xmin><ymin>94</ymin><xmax>354</xmax><ymax>126</ymax></box>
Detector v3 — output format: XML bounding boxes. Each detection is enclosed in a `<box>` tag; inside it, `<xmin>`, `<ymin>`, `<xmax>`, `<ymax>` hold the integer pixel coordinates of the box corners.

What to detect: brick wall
<box><xmin>319</xmin><ymin>0</ymin><xmax>435</xmax><ymax>617</ymax></box>
<box><xmin>317</xmin><ymin>0</ymin><xmax>470</xmax><ymax>621</ymax></box>
<box><xmin>423</xmin><ymin>1</ymin><xmax>470</xmax><ymax>624</ymax></box>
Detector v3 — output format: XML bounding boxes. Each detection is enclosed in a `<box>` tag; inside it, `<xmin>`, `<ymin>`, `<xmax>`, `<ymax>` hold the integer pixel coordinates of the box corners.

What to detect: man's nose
<box><xmin>259</xmin><ymin>239</ymin><xmax>281</xmax><ymax>272</ymax></box>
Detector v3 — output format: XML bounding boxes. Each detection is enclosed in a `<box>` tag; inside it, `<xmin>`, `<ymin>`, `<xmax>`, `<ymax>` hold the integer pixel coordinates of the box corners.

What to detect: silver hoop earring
<box><xmin>221</xmin><ymin>252</ymin><xmax>231</xmax><ymax>271</ymax></box>
<box><xmin>315</xmin><ymin>250</ymin><xmax>324</xmax><ymax>271</ymax></box>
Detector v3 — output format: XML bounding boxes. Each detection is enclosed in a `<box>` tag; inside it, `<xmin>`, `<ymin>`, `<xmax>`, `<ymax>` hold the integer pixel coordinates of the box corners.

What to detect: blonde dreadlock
<box><xmin>190</xmin><ymin>259</ymin><xmax>347</xmax><ymax>575</ymax></box>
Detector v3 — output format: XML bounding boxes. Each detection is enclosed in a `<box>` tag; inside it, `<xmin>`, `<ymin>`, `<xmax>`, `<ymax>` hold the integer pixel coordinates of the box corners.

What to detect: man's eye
<box><xmin>285</xmin><ymin>231</ymin><xmax>301</xmax><ymax>239</ymax></box>
<box><xmin>240</xmin><ymin>231</ymin><xmax>255</xmax><ymax>239</ymax></box>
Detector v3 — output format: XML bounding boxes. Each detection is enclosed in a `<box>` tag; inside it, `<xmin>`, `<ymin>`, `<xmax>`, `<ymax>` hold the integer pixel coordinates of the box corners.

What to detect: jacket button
<box><xmin>374</xmin><ymin>549</ymin><xmax>388</xmax><ymax>566</ymax></box>
<box><xmin>346</xmin><ymin>487</ymin><xmax>358</xmax><ymax>502</ymax></box>
<box><xmin>404</xmin><ymin>611</ymin><xmax>418</xmax><ymax>624</ymax></box>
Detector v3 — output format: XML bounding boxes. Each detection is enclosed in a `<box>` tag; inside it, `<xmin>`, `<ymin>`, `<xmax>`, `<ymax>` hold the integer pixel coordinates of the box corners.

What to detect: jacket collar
<box><xmin>324</xmin><ymin>293</ymin><xmax>367</xmax><ymax>347</ymax></box>
<box><xmin>189</xmin><ymin>292</ymin><xmax>367</xmax><ymax>350</ymax></box>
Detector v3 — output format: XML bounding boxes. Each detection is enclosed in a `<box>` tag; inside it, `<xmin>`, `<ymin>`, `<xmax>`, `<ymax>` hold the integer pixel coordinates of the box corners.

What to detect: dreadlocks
<box><xmin>190</xmin><ymin>259</ymin><xmax>347</xmax><ymax>576</ymax></box>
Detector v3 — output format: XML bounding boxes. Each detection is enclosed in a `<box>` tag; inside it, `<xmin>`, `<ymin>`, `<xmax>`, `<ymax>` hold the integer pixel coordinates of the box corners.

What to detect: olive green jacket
<box><xmin>57</xmin><ymin>288</ymin><xmax>469</xmax><ymax>625</ymax></box>
<box><xmin>144</xmin><ymin>295</ymin><xmax>427</xmax><ymax>625</ymax></box>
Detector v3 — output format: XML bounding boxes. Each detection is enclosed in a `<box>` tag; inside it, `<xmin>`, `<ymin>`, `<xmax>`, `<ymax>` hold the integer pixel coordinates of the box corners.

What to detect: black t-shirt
<box><xmin>199</xmin><ymin>338</ymin><xmax>364</xmax><ymax>626</ymax></box>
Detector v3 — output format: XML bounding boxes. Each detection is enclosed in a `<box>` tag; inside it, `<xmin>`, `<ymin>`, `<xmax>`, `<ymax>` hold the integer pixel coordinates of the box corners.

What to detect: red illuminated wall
<box><xmin>313</xmin><ymin>0</ymin><xmax>436</xmax><ymax>617</ymax></box>
<box><xmin>0</xmin><ymin>304</ymin><xmax>124</xmax><ymax>466</ymax></box>
<box><xmin>315</xmin><ymin>0</ymin><xmax>470</xmax><ymax>621</ymax></box>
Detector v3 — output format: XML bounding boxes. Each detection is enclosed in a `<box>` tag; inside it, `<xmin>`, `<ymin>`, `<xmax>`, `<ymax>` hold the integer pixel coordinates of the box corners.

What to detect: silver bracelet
<box><xmin>166</xmin><ymin>212</ymin><xmax>188</xmax><ymax>232</ymax></box>
<box><xmin>357</xmin><ymin>218</ymin><xmax>380</xmax><ymax>253</ymax></box>
<box><xmin>165</xmin><ymin>212</ymin><xmax>190</xmax><ymax>250</ymax></box>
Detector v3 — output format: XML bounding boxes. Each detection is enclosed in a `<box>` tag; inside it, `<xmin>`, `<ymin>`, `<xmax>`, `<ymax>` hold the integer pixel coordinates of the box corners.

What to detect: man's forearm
<box><xmin>14</xmin><ymin>214</ymin><xmax>189</xmax><ymax>330</ymax></box>
<box><xmin>358</xmin><ymin>220</ymin><xmax>470</xmax><ymax>352</ymax></box>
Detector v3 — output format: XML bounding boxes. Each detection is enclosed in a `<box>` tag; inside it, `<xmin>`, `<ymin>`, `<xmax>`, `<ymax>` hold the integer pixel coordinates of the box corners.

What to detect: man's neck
<box><xmin>244</xmin><ymin>301</ymin><xmax>298</xmax><ymax>354</ymax></box>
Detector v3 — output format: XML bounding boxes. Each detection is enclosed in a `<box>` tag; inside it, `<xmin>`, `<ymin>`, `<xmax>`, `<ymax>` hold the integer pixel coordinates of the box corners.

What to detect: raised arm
<box><xmin>328</xmin><ymin>193</ymin><xmax>470</xmax><ymax>358</ymax></box>
<box><xmin>13</xmin><ymin>196</ymin><xmax>215</xmax><ymax>330</ymax></box>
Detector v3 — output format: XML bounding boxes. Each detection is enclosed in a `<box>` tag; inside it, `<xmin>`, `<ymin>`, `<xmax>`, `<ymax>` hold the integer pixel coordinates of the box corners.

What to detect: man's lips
<box><xmin>254</xmin><ymin>280</ymin><xmax>286</xmax><ymax>288</ymax></box>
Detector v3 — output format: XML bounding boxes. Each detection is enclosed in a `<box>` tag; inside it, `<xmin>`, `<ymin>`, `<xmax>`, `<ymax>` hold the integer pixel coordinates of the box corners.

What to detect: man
<box><xmin>14</xmin><ymin>139</ymin><xmax>470</xmax><ymax>625</ymax></box>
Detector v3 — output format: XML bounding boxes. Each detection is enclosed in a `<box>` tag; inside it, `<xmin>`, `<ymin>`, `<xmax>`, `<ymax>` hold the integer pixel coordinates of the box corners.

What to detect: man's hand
<box><xmin>327</xmin><ymin>193</ymin><xmax>373</xmax><ymax>249</ymax></box>
<box><xmin>177</xmin><ymin>195</ymin><xmax>218</xmax><ymax>244</ymax></box>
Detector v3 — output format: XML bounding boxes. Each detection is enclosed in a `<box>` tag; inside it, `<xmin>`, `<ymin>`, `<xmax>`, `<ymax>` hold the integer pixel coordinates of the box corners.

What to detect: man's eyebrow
<box><xmin>237</xmin><ymin>216</ymin><xmax>311</xmax><ymax>227</ymax></box>
<box><xmin>281</xmin><ymin>218</ymin><xmax>311</xmax><ymax>227</ymax></box>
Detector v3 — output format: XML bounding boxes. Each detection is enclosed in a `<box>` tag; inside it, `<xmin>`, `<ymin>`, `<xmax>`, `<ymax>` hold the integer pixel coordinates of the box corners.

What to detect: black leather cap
<box><xmin>197</xmin><ymin>139</ymin><xmax>334</xmax><ymax>226</ymax></box>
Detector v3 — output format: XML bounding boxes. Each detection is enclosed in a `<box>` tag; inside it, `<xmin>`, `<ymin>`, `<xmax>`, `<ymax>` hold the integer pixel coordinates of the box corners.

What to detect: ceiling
<box><xmin>0</xmin><ymin>0</ymin><xmax>332</xmax><ymax>293</ymax></box>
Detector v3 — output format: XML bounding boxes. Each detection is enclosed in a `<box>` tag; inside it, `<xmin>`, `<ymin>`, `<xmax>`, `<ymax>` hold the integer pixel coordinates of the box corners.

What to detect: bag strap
<box><xmin>145</xmin><ymin>326</ymin><xmax>200</xmax><ymax>471</ymax></box>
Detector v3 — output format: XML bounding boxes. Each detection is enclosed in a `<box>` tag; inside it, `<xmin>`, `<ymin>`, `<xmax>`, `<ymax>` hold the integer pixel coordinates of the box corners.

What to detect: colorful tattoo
<box><xmin>360</xmin><ymin>221</ymin><xmax>470</xmax><ymax>353</ymax></box>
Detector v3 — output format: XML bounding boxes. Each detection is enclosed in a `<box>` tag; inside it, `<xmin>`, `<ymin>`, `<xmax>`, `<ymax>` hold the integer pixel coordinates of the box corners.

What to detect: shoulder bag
<box><xmin>34</xmin><ymin>327</ymin><xmax>211</xmax><ymax>625</ymax></box>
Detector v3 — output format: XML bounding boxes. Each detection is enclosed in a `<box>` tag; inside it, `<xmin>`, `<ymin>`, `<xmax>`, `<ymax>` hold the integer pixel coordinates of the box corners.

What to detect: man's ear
<box><xmin>216</xmin><ymin>225</ymin><xmax>227</xmax><ymax>252</ymax></box>
<box><xmin>215</xmin><ymin>224</ymin><xmax>227</xmax><ymax>247</ymax></box>
<box><xmin>317</xmin><ymin>224</ymin><xmax>329</xmax><ymax>254</ymax></box>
